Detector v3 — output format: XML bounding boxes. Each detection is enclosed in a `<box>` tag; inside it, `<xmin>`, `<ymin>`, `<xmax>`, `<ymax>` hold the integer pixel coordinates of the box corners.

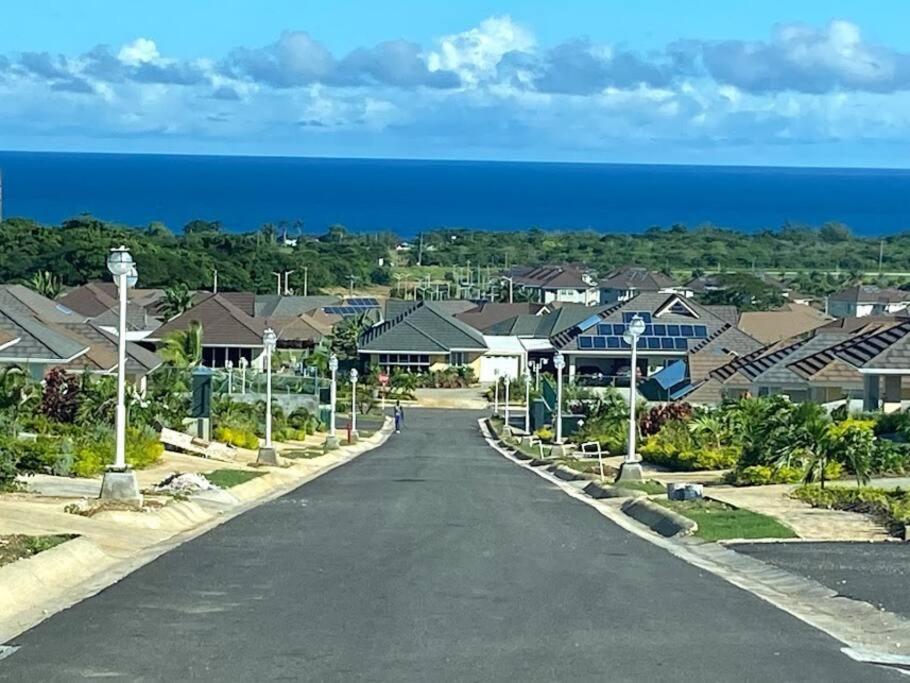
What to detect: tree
<box><xmin>40</xmin><ymin>367</ymin><xmax>81</xmax><ymax>423</ymax></box>
<box><xmin>330</xmin><ymin>314</ymin><xmax>372</xmax><ymax>359</ymax></box>
<box><xmin>160</xmin><ymin>321</ymin><xmax>203</xmax><ymax>368</ymax></box>
<box><xmin>30</xmin><ymin>270</ymin><xmax>62</xmax><ymax>299</ymax></box>
<box><xmin>160</xmin><ymin>283</ymin><xmax>195</xmax><ymax>321</ymax></box>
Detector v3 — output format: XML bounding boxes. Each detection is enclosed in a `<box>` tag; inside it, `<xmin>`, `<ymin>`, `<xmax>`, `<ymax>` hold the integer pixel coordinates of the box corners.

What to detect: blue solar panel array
<box><xmin>578</xmin><ymin>311</ymin><xmax>707</xmax><ymax>352</ymax></box>
<box><xmin>323</xmin><ymin>298</ymin><xmax>380</xmax><ymax>316</ymax></box>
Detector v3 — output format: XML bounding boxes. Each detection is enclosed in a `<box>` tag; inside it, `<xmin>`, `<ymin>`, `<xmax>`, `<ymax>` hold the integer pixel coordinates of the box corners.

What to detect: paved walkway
<box><xmin>1</xmin><ymin>409</ymin><xmax>900</xmax><ymax>681</ymax></box>
<box><xmin>708</xmin><ymin>484</ymin><xmax>891</xmax><ymax>541</ymax></box>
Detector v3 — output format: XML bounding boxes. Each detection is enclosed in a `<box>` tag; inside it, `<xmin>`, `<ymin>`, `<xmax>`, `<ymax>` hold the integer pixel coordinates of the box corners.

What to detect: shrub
<box><xmin>13</xmin><ymin>436</ymin><xmax>74</xmax><ymax>476</ymax></box>
<box><xmin>733</xmin><ymin>465</ymin><xmax>803</xmax><ymax>486</ymax></box>
<box><xmin>793</xmin><ymin>484</ymin><xmax>910</xmax><ymax>536</ymax></box>
<box><xmin>40</xmin><ymin>368</ymin><xmax>82</xmax><ymax>423</ymax></box>
<box><xmin>214</xmin><ymin>426</ymin><xmax>260</xmax><ymax>450</ymax></box>
<box><xmin>535</xmin><ymin>427</ymin><xmax>554</xmax><ymax>443</ymax></box>
<box><xmin>870</xmin><ymin>439</ymin><xmax>910</xmax><ymax>476</ymax></box>
<box><xmin>0</xmin><ymin>444</ymin><xmax>17</xmax><ymax>489</ymax></box>
<box><xmin>71</xmin><ymin>426</ymin><xmax>164</xmax><ymax>477</ymax></box>
<box><xmin>639</xmin><ymin>403</ymin><xmax>693</xmax><ymax>437</ymax></box>
<box><xmin>873</xmin><ymin>411</ymin><xmax>910</xmax><ymax>437</ymax></box>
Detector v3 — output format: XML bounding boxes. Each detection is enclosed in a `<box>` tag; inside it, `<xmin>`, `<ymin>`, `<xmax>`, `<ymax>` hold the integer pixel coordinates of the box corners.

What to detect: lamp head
<box><xmin>238</xmin><ymin>357</ymin><xmax>249</xmax><ymax>369</ymax></box>
<box><xmin>553</xmin><ymin>353</ymin><xmax>565</xmax><ymax>370</ymax></box>
<box><xmin>107</xmin><ymin>246</ymin><xmax>133</xmax><ymax>278</ymax></box>
<box><xmin>350</xmin><ymin>368</ymin><xmax>359</xmax><ymax>383</ymax></box>
<box><xmin>125</xmin><ymin>264</ymin><xmax>138</xmax><ymax>289</ymax></box>
<box><xmin>629</xmin><ymin>314</ymin><xmax>646</xmax><ymax>337</ymax></box>
<box><xmin>328</xmin><ymin>353</ymin><xmax>339</xmax><ymax>372</ymax></box>
<box><xmin>262</xmin><ymin>327</ymin><xmax>277</xmax><ymax>353</ymax></box>
<box><xmin>225</xmin><ymin>360</ymin><xmax>233</xmax><ymax>370</ymax></box>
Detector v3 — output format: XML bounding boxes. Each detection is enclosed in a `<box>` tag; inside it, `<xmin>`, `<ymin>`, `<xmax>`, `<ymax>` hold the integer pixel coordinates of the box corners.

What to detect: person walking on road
<box><xmin>394</xmin><ymin>401</ymin><xmax>404</xmax><ymax>433</ymax></box>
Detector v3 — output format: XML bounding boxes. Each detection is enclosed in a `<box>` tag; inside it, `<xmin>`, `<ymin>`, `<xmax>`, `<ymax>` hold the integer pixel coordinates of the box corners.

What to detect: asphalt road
<box><xmin>733</xmin><ymin>542</ymin><xmax>910</xmax><ymax>619</ymax></box>
<box><xmin>1</xmin><ymin>409</ymin><xmax>902</xmax><ymax>681</ymax></box>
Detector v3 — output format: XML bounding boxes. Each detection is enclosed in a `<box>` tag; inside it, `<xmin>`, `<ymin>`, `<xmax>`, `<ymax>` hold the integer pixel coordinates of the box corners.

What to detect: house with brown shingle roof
<box><xmin>507</xmin><ymin>265</ymin><xmax>598</xmax><ymax>305</ymax></box>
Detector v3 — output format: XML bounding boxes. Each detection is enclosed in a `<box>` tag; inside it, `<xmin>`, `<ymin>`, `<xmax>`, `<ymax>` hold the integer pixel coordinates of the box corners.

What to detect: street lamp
<box><xmin>325</xmin><ymin>354</ymin><xmax>340</xmax><ymax>450</ymax></box>
<box><xmin>100</xmin><ymin>246</ymin><xmax>140</xmax><ymax>501</ymax></box>
<box><xmin>493</xmin><ymin>368</ymin><xmax>500</xmax><ymax>415</ymax></box>
<box><xmin>524</xmin><ymin>373</ymin><xmax>532</xmax><ymax>434</ymax></box>
<box><xmin>257</xmin><ymin>327</ymin><xmax>279</xmax><ymax>465</ymax></box>
<box><xmin>503</xmin><ymin>374</ymin><xmax>511</xmax><ymax>429</ymax></box>
<box><xmin>349</xmin><ymin>368</ymin><xmax>359</xmax><ymax>442</ymax></box>
<box><xmin>553</xmin><ymin>353</ymin><xmax>565</xmax><ymax>444</ymax></box>
<box><xmin>619</xmin><ymin>314</ymin><xmax>646</xmax><ymax>481</ymax></box>
<box><xmin>225</xmin><ymin>359</ymin><xmax>233</xmax><ymax>394</ymax></box>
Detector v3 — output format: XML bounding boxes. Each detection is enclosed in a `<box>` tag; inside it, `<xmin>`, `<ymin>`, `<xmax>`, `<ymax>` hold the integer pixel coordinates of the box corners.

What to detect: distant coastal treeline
<box><xmin>0</xmin><ymin>216</ymin><xmax>907</xmax><ymax>294</ymax></box>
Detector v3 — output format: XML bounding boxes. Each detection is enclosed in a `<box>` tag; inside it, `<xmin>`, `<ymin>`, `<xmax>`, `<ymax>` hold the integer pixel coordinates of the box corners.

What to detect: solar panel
<box><xmin>612</xmin><ymin>324</ymin><xmax>625</xmax><ymax>335</ymax></box>
<box><xmin>694</xmin><ymin>325</ymin><xmax>708</xmax><ymax>338</ymax></box>
<box><xmin>607</xmin><ymin>337</ymin><xmax>621</xmax><ymax>349</ymax></box>
<box><xmin>622</xmin><ymin>311</ymin><xmax>652</xmax><ymax>324</ymax></box>
<box><xmin>652</xmin><ymin>324</ymin><xmax>666</xmax><ymax>336</ymax></box>
<box><xmin>647</xmin><ymin>337</ymin><xmax>661</xmax><ymax>349</ymax></box>
<box><xmin>666</xmin><ymin>324</ymin><xmax>680</xmax><ymax>336</ymax></box>
<box><xmin>593</xmin><ymin>337</ymin><xmax>607</xmax><ymax>349</ymax></box>
<box><xmin>680</xmin><ymin>324</ymin><xmax>694</xmax><ymax>337</ymax></box>
<box><xmin>674</xmin><ymin>338</ymin><xmax>688</xmax><ymax>350</ymax></box>
<box><xmin>596</xmin><ymin>324</ymin><xmax>612</xmax><ymax>336</ymax></box>
<box><xmin>579</xmin><ymin>337</ymin><xmax>594</xmax><ymax>349</ymax></box>
<box><xmin>661</xmin><ymin>338</ymin><xmax>675</xmax><ymax>350</ymax></box>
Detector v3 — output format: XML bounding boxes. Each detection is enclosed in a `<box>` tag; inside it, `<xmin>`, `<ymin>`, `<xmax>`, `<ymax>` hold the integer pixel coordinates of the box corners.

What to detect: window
<box><xmin>377</xmin><ymin>353</ymin><xmax>431</xmax><ymax>373</ymax></box>
<box><xmin>450</xmin><ymin>351</ymin><xmax>466</xmax><ymax>366</ymax></box>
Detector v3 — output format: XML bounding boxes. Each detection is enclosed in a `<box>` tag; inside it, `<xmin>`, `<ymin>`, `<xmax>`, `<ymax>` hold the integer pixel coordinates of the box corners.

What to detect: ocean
<box><xmin>1</xmin><ymin>151</ymin><xmax>909</xmax><ymax>238</ymax></box>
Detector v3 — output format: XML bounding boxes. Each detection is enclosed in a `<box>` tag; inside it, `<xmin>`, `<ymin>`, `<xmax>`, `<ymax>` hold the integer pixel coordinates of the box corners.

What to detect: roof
<box><xmin>488</xmin><ymin>304</ymin><xmax>603</xmax><ymax>339</ymax></box>
<box><xmin>255</xmin><ymin>295</ymin><xmax>340</xmax><ymax>318</ymax></box>
<box><xmin>271</xmin><ymin>314</ymin><xmax>332</xmax><ymax>346</ymax></box>
<box><xmin>482</xmin><ymin>335</ymin><xmax>526</xmax><ymax>355</ymax></box>
<box><xmin>828</xmin><ymin>285</ymin><xmax>910</xmax><ymax>305</ymax></box>
<box><xmin>58</xmin><ymin>282</ymin><xmax>166</xmax><ymax>318</ymax></box>
<box><xmin>358</xmin><ymin>301</ymin><xmax>487</xmax><ymax>354</ymax></box>
<box><xmin>702</xmin><ymin>305</ymin><xmax>740</xmax><ymax>327</ymax></box>
<box><xmin>737</xmin><ymin>304</ymin><xmax>831</xmax><ymax>344</ymax></box>
<box><xmin>59</xmin><ymin>323</ymin><xmax>162</xmax><ymax>375</ymax></box>
<box><xmin>431</xmin><ymin>300</ymin><xmax>479</xmax><ymax>316</ymax></box>
<box><xmin>455</xmin><ymin>303</ymin><xmax>547</xmax><ymax>334</ymax></box>
<box><xmin>508</xmin><ymin>265</ymin><xmax>591</xmax><ymax>290</ymax></box>
<box><xmin>829</xmin><ymin>318</ymin><xmax>910</xmax><ymax>371</ymax></box>
<box><xmin>599</xmin><ymin>266</ymin><xmax>678</xmax><ymax>291</ymax></box>
<box><xmin>150</xmin><ymin>293</ymin><xmax>264</xmax><ymax>346</ymax></box>
<box><xmin>0</xmin><ymin>301</ymin><xmax>89</xmax><ymax>363</ymax></box>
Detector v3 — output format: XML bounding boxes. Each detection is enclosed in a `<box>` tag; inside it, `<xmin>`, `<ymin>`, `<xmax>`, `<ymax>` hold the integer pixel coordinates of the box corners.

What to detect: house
<box><xmin>691</xmin><ymin>317</ymin><xmax>910</xmax><ymax>409</ymax></box>
<box><xmin>148</xmin><ymin>293</ymin><xmax>266</xmax><ymax>369</ymax></box>
<box><xmin>0</xmin><ymin>285</ymin><xmax>161</xmax><ymax>382</ymax></box>
<box><xmin>736</xmin><ymin>303</ymin><xmax>832</xmax><ymax>344</ymax></box>
<box><xmin>598</xmin><ymin>267</ymin><xmax>680</xmax><ymax>305</ymax></box>
<box><xmin>358</xmin><ymin>301</ymin><xmax>487</xmax><ymax>374</ymax></box>
<box><xmin>549</xmin><ymin>292</ymin><xmax>763</xmax><ymax>397</ymax></box>
<box><xmin>826</xmin><ymin>285</ymin><xmax>910</xmax><ymax>318</ymax></box>
<box><xmin>57</xmin><ymin>281</ymin><xmax>166</xmax><ymax>334</ymax></box>
<box><xmin>254</xmin><ymin>295</ymin><xmax>341</xmax><ymax>318</ymax></box>
<box><xmin>682</xmin><ymin>272</ymin><xmax>811</xmax><ymax>304</ymax></box>
<box><xmin>506</xmin><ymin>265</ymin><xmax>598</xmax><ymax>305</ymax></box>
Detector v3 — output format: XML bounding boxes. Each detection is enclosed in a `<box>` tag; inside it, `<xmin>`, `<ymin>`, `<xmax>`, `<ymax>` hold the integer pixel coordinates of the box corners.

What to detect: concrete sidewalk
<box><xmin>0</xmin><ymin>419</ymin><xmax>393</xmax><ymax>644</ymax></box>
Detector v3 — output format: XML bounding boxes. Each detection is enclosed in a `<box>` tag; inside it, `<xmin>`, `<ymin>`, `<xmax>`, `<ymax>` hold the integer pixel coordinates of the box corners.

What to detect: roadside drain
<box><xmin>0</xmin><ymin>645</ymin><xmax>20</xmax><ymax>662</ymax></box>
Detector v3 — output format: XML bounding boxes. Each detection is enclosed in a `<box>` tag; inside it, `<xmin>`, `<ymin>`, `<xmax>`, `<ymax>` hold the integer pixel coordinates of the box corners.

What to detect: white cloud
<box><xmin>427</xmin><ymin>15</ymin><xmax>535</xmax><ymax>86</ymax></box>
<box><xmin>117</xmin><ymin>38</ymin><xmax>160</xmax><ymax>66</ymax></box>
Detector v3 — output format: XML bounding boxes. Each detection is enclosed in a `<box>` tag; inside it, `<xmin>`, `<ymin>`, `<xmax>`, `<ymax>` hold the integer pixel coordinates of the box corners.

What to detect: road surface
<box><xmin>1</xmin><ymin>409</ymin><xmax>901</xmax><ymax>681</ymax></box>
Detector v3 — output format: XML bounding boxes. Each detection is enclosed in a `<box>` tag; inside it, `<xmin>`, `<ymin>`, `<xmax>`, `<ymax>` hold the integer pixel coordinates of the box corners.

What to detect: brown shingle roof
<box><xmin>737</xmin><ymin>304</ymin><xmax>831</xmax><ymax>344</ymax></box>
<box><xmin>150</xmin><ymin>294</ymin><xmax>264</xmax><ymax>346</ymax></box>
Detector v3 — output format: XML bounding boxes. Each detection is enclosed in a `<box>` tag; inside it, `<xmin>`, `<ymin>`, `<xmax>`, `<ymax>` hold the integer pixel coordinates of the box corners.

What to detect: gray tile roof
<box><xmin>831</xmin><ymin>319</ymin><xmax>910</xmax><ymax>370</ymax></box>
<box><xmin>0</xmin><ymin>304</ymin><xmax>89</xmax><ymax>362</ymax></box>
<box><xmin>255</xmin><ymin>295</ymin><xmax>340</xmax><ymax>318</ymax></box>
<box><xmin>828</xmin><ymin>285</ymin><xmax>910</xmax><ymax>305</ymax></box>
<box><xmin>509</xmin><ymin>265</ymin><xmax>591</xmax><ymax>290</ymax></box>
<box><xmin>358</xmin><ymin>302</ymin><xmax>487</xmax><ymax>354</ymax></box>
<box><xmin>599</xmin><ymin>267</ymin><xmax>678</xmax><ymax>291</ymax></box>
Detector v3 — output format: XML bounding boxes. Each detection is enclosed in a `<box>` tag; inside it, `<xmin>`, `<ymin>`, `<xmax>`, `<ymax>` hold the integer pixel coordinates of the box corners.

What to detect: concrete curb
<box><xmin>583</xmin><ymin>480</ymin><xmax>644</xmax><ymax>500</ymax></box>
<box><xmin>549</xmin><ymin>464</ymin><xmax>595</xmax><ymax>482</ymax></box>
<box><xmin>0</xmin><ymin>417</ymin><xmax>395</xmax><ymax>646</ymax></box>
<box><xmin>620</xmin><ymin>498</ymin><xmax>698</xmax><ymax>538</ymax></box>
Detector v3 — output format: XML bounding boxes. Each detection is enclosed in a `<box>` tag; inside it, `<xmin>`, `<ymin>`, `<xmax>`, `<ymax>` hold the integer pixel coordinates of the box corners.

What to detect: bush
<box><xmin>793</xmin><ymin>484</ymin><xmax>910</xmax><ymax>536</ymax></box>
<box><xmin>214</xmin><ymin>426</ymin><xmax>260</xmax><ymax>450</ymax></box>
<box><xmin>870</xmin><ymin>439</ymin><xmax>910</xmax><ymax>476</ymax></box>
<box><xmin>12</xmin><ymin>436</ymin><xmax>74</xmax><ymax>476</ymax></box>
<box><xmin>0</xmin><ymin>444</ymin><xmax>17</xmax><ymax>489</ymax></box>
<box><xmin>40</xmin><ymin>368</ymin><xmax>82</xmax><ymax>423</ymax></box>
<box><xmin>732</xmin><ymin>465</ymin><xmax>804</xmax><ymax>486</ymax></box>
<box><xmin>639</xmin><ymin>403</ymin><xmax>693</xmax><ymax>437</ymax></box>
<box><xmin>873</xmin><ymin>411</ymin><xmax>910</xmax><ymax>437</ymax></box>
<box><xmin>71</xmin><ymin>426</ymin><xmax>164</xmax><ymax>477</ymax></box>
<box><xmin>535</xmin><ymin>427</ymin><xmax>554</xmax><ymax>443</ymax></box>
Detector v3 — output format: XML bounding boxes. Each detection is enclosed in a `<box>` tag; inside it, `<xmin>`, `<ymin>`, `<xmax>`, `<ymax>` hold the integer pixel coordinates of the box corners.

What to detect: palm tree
<box><xmin>29</xmin><ymin>270</ymin><xmax>62</xmax><ymax>299</ymax></box>
<box><xmin>687</xmin><ymin>413</ymin><xmax>727</xmax><ymax>450</ymax></box>
<box><xmin>161</xmin><ymin>321</ymin><xmax>203</xmax><ymax>369</ymax></box>
<box><xmin>160</xmin><ymin>283</ymin><xmax>195</xmax><ymax>321</ymax></box>
<box><xmin>330</xmin><ymin>313</ymin><xmax>372</xmax><ymax>359</ymax></box>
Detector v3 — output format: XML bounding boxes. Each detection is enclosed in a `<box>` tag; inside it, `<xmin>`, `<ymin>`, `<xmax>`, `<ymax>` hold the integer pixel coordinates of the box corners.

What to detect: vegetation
<box><xmin>0</xmin><ymin>534</ymin><xmax>75</xmax><ymax>567</ymax></box>
<box><xmin>793</xmin><ymin>485</ymin><xmax>910</xmax><ymax>537</ymax></box>
<box><xmin>655</xmin><ymin>499</ymin><xmax>797</xmax><ymax>541</ymax></box>
<box><xmin>204</xmin><ymin>469</ymin><xmax>266</xmax><ymax>489</ymax></box>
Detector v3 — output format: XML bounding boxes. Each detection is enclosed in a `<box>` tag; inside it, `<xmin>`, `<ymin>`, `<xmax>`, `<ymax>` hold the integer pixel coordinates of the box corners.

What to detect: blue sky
<box><xmin>3</xmin><ymin>1</ymin><xmax>910</xmax><ymax>166</ymax></box>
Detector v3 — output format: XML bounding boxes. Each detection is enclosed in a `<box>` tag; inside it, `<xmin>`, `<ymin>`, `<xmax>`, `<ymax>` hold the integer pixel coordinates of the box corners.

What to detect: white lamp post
<box><xmin>257</xmin><ymin>328</ymin><xmax>279</xmax><ymax>464</ymax></box>
<box><xmin>349</xmin><ymin>368</ymin><xmax>359</xmax><ymax>442</ymax></box>
<box><xmin>493</xmin><ymin>368</ymin><xmax>500</xmax><ymax>415</ymax></box>
<box><xmin>524</xmin><ymin>373</ymin><xmax>532</xmax><ymax>434</ymax></box>
<box><xmin>325</xmin><ymin>354</ymin><xmax>340</xmax><ymax>450</ymax></box>
<box><xmin>225</xmin><ymin>359</ymin><xmax>234</xmax><ymax>394</ymax></box>
<box><xmin>619</xmin><ymin>314</ymin><xmax>646</xmax><ymax>481</ymax></box>
<box><xmin>100</xmin><ymin>247</ymin><xmax>141</xmax><ymax>500</ymax></box>
<box><xmin>553</xmin><ymin>353</ymin><xmax>565</xmax><ymax>444</ymax></box>
<box><xmin>503</xmin><ymin>375</ymin><xmax>511</xmax><ymax>430</ymax></box>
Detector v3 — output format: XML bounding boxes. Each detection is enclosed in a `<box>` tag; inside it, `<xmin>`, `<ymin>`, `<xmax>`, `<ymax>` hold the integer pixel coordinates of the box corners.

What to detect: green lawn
<box><xmin>655</xmin><ymin>499</ymin><xmax>797</xmax><ymax>541</ymax></box>
<box><xmin>615</xmin><ymin>479</ymin><xmax>666</xmax><ymax>495</ymax></box>
<box><xmin>282</xmin><ymin>448</ymin><xmax>327</xmax><ymax>460</ymax></box>
<box><xmin>0</xmin><ymin>534</ymin><xmax>74</xmax><ymax>567</ymax></box>
<box><xmin>205</xmin><ymin>469</ymin><xmax>267</xmax><ymax>488</ymax></box>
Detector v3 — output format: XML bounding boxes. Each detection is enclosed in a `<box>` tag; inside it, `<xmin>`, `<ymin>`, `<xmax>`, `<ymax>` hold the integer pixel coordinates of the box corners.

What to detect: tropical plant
<box><xmin>0</xmin><ymin>366</ymin><xmax>40</xmax><ymax>434</ymax></box>
<box><xmin>159</xmin><ymin>283</ymin><xmax>195</xmax><ymax>320</ymax></box>
<box><xmin>640</xmin><ymin>402</ymin><xmax>693</xmax><ymax>437</ymax></box>
<box><xmin>29</xmin><ymin>270</ymin><xmax>63</xmax><ymax>299</ymax></box>
<box><xmin>330</xmin><ymin>313</ymin><xmax>373</xmax><ymax>359</ymax></box>
<box><xmin>160</xmin><ymin>321</ymin><xmax>203</xmax><ymax>368</ymax></box>
<box><xmin>40</xmin><ymin>368</ymin><xmax>82</xmax><ymax>423</ymax></box>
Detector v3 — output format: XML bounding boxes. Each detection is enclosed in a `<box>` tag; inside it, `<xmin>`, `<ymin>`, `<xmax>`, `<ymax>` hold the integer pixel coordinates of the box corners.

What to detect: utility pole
<box><xmin>879</xmin><ymin>240</ymin><xmax>885</xmax><ymax>274</ymax></box>
<box><xmin>348</xmin><ymin>274</ymin><xmax>356</xmax><ymax>296</ymax></box>
<box><xmin>272</xmin><ymin>271</ymin><xmax>282</xmax><ymax>295</ymax></box>
<box><xmin>418</xmin><ymin>233</ymin><xmax>424</xmax><ymax>267</ymax></box>
<box><xmin>303</xmin><ymin>267</ymin><xmax>308</xmax><ymax>297</ymax></box>
<box><xmin>283</xmin><ymin>270</ymin><xmax>295</xmax><ymax>296</ymax></box>
<box><xmin>213</xmin><ymin>269</ymin><xmax>219</xmax><ymax>294</ymax></box>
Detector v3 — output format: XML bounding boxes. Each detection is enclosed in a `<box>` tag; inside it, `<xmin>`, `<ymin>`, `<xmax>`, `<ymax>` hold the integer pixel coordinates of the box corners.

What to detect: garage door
<box><xmin>479</xmin><ymin>355</ymin><xmax>520</xmax><ymax>382</ymax></box>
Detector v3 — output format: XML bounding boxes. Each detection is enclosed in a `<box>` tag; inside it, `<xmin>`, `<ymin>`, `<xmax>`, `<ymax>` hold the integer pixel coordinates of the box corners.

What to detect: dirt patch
<box><xmin>0</xmin><ymin>534</ymin><xmax>76</xmax><ymax>567</ymax></box>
